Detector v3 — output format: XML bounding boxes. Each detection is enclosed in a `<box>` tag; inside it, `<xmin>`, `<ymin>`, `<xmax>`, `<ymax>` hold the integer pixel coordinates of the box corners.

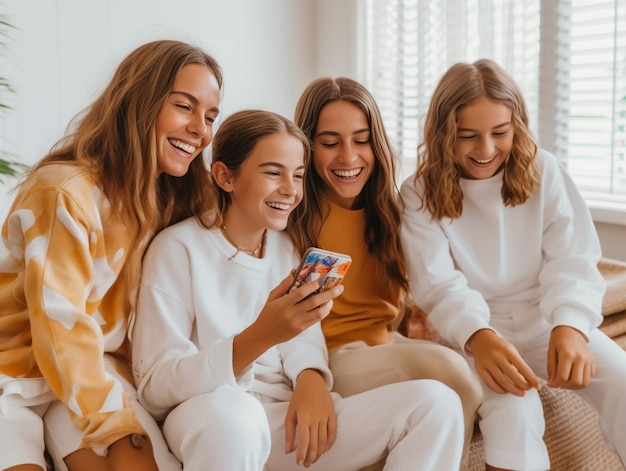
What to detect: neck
<box><xmin>220</xmin><ymin>223</ymin><xmax>267</xmax><ymax>260</ymax></box>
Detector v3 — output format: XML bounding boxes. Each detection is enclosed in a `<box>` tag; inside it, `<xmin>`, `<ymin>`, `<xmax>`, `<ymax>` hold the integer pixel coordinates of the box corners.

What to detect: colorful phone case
<box><xmin>289</xmin><ymin>247</ymin><xmax>352</xmax><ymax>294</ymax></box>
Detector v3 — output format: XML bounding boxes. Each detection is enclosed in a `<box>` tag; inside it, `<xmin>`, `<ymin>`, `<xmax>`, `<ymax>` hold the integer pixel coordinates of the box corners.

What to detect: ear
<box><xmin>211</xmin><ymin>161</ymin><xmax>234</xmax><ymax>192</ymax></box>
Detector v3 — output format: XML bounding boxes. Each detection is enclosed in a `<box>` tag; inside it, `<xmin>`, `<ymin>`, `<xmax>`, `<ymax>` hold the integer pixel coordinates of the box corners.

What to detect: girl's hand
<box><xmin>547</xmin><ymin>325</ymin><xmax>595</xmax><ymax>389</ymax></box>
<box><xmin>284</xmin><ymin>369</ymin><xmax>337</xmax><ymax>467</ymax></box>
<box><xmin>232</xmin><ymin>275</ymin><xmax>343</xmax><ymax>376</ymax></box>
<box><xmin>253</xmin><ymin>274</ymin><xmax>343</xmax><ymax>345</ymax></box>
<box><xmin>469</xmin><ymin>329</ymin><xmax>541</xmax><ymax>396</ymax></box>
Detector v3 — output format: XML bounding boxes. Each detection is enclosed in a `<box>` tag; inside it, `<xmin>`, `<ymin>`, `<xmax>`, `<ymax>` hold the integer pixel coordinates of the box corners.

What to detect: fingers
<box><xmin>478</xmin><ymin>361</ymin><xmax>537</xmax><ymax>396</ymax></box>
<box><xmin>292</xmin><ymin>280</ymin><xmax>344</xmax><ymax>305</ymax></box>
<box><xmin>284</xmin><ymin>411</ymin><xmax>296</xmax><ymax>454</ymax></box>
<box><xmin>269</xmin><ymin>274</ymin><xmax>297</xmax><ymax>300</ymax></box>
<box><xmin>549</xmin><ymin>355</ymin><xmax>595</xmax><ymax>389</ymax></box>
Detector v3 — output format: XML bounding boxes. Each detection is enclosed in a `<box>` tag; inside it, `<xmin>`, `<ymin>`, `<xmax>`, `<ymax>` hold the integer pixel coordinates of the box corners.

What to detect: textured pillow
<box><xmin>598</xmin><ymin>257</ymin><xmax>626</xmax><ymax>316</ymax></box>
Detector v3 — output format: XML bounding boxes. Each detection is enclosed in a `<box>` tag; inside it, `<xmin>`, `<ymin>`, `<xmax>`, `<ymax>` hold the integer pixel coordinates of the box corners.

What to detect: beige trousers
<box><xmin>329</xmin><ymin>332</ymin><xmax>483</xmax><ymax>454</ymax></box>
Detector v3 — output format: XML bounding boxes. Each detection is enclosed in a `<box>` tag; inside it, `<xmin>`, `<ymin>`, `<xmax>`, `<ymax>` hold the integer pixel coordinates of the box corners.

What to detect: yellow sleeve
<box><xmin>22</xmin><ymin>186</ymin><xmax>144</xmax><ymax>455</ymax></box>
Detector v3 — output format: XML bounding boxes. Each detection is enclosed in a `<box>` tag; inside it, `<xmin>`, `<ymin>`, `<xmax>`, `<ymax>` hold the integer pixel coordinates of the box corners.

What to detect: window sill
<box><xmin>584</xmin><ymin>193</ymin><xmax>626</xmax><ymax>227</ymax></box>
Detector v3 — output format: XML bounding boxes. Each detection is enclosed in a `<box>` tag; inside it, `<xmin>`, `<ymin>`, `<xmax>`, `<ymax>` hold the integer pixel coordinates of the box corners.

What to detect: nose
<box><xmin>187</xmin><ymin>112</ymin><xmax>208</xmax><ymax>139</ymax></box>
<box><xmin>476</xmin><ymin>136</ymin><xmax>495</xmax><ymax>157</ymax></box>
<box><xmin>338</xmin><ymin>142</ymin><xmax>358</xmax><ymax>164</ymax></box>
<box><xmin>279</xmin><ymin>176</ymin><xmax>298</xmax><ymax>196</ymax></box>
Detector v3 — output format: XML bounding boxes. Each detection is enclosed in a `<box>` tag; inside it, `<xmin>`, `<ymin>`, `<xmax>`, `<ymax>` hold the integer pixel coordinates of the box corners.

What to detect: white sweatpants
<box><xmin>329</xmin><ymin>332</ymin><xmax>482</xmax><ymax>453</ymax></box>
<box><xmin>0</xmin><ymin>355</ymin><xmax>181</xmax><ymax>471</ymax></box>
<box><xmin>470</xmin><ymin>305</ymin><xmax>626</xmax><ymax>471</ymax></box>
<box><xmin>163</xmin><ymin>380</ymin><xmax>464</xmax><ymax>471</ymax></box>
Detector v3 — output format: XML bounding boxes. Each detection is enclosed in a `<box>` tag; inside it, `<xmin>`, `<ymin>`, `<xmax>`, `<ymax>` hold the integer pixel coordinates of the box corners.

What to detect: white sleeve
<box><xmin>537</xmin><ymin>153</ymin><xmax>605</xmax><ymax>338</ymax></box>
<box><xmin>278</xmin><ymin>321</ymin><xmax>333</xmax><ymax>390</ymax></box>
<box><xmin>400</xmin><ymin>174</ymin><xmax>493</xmax><ymax>351</ymax></box>
<box><xmin>131</xmin><ymin>234</ymin><xmax>252</xmax><ymax>420</ymax></box>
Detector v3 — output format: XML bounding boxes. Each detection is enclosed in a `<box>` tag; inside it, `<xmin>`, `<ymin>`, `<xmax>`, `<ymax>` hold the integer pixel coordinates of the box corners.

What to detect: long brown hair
<box><xmin>208</xmin><ymin>109</ymin><xmax>310</xmax><ymax>228</ymax></box>
<box><xmin>288</xmin><ymin>77</ymin><xmax>407</xmax><ymax>293</ymax></box>
<box><xmin>23</xmin><ymin>39</ymin><xmax>223</xmax><ymax>286</ymax></box>
<box><xmin>417</xmin><ymin>58</ymin><xmax>539</xmax><ymax>220</ymax></box>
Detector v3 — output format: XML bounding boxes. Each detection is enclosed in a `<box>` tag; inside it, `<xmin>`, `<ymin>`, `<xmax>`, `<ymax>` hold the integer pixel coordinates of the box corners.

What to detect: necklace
<box><xmin>221</xmin><ymin>225</ymin><xmax>267</xmax><ymax>260</ymax></box>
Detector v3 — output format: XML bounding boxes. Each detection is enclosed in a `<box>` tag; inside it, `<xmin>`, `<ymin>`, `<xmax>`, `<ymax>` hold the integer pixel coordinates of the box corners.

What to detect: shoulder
<box><xmin>534</xmin><ymin>149</ymin><xmax>573</xmax><ymax>187</ymax></box>
<box><xmin>12</xmin><ymin>163</ymin><xmax>108</xmax><ymax>225</ymax></box>
<box><xmin>20</xmin><ymin>163</ymin><xmax>97</xmax><ymax>200</ymax></box>
<box><xmin>399</xmin><ymin>171</ymin><xmax>423</xmax><ymax>197</ymax></box>
<box><xmin>150</xmin><ymin>217</ymin><xmax>210</xmax><ymax>250</ymax></box>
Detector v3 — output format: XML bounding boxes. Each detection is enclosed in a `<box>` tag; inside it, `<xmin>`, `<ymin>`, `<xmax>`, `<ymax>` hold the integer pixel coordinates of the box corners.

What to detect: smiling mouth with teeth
<box><xmin>169</xmin><ymin>138</ymin><xmax>196</xmax><ymax>154</ymax></box>
<box><xmin>333</xmin><ymin>168</ymin><xmax>362</xmax><ymax>178</ymax></box>
<box><xmin>267</xmin><ymin>202</ymin><xmax>291</xmax><ymax>210</ymax></box>
<box><xmin>470</xmin><ymin>156</ymin><xmax>495</xmax><ymax>164</ymax></box>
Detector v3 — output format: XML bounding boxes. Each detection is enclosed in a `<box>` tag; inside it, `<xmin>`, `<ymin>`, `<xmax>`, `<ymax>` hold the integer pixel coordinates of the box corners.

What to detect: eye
<box><xmin>458</xmin><ymin>134</ymin><xmax>476</xmax><ymax>140</ymax></box>
<box><xmin>493</xmin><ymin>130</ymin><xmax>509</xmax><ymax>137</ymax></box>
<box><xmin>294</xmin><ymin>172</ymin><xmax>304</xmax><ymax>180</ymax></box>
<box><xmin>354</xmin><ymin>140</ymin><xmax>370</xmax><ymax>145</ymax></box>
<box><xmin>319</xmin><ymin>141</ymin><xmax>339</xmax><ymax>148</ymax></box>
<box><xmin>176</xmin><ymin>103</ymin><xmax>192</xmax><ymax>112</ymax></box>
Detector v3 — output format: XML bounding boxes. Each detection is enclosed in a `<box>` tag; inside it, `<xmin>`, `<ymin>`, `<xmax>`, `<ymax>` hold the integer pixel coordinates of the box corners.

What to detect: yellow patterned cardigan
<box><xmin>0</xmin><ymin>163</ymin><xmax>145</xmax><ymax>455</ymax></box>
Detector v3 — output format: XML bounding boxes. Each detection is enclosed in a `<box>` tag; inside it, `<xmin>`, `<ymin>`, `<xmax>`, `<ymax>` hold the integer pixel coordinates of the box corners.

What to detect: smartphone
<box><xmin>288</xmin><ymin>247</ymin><xmax>352</xmax><ymax>295</ymax></box>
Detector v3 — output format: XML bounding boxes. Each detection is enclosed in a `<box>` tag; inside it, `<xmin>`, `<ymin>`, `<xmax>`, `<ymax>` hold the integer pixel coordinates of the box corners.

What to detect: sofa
<box><xmin>401</xmin><ymin>257</ymin><xmax>626</xmax><ymax>471</ymax></box>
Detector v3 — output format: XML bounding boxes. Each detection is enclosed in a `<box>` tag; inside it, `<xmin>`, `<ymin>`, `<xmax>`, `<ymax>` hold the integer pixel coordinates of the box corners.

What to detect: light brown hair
<box><xmin>417</xmin><ymin>58</ymin><xmax>539</xmax><ymax>220</ymax></box>
<box><xmin>23</xmin><ymin>39</ymin><xmax>223</xmax><ymax>285</ymax></box>
<box><xmin>208</xmin><ymin>109</ymin><xmax>310</xmax><ymax>228</ymax></box>
<box><xmin>288</xmin><ymin>77</ymin><xmax>407</xmax><ymax>293</ymax></box>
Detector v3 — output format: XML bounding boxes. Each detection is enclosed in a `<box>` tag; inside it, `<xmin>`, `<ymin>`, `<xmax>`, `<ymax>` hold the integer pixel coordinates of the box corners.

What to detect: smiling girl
<box><xmin>288</xmin><ymin>77</ymin><xmax>481</xmax><ymax>458</ymax></box>
<box><xmin>131</xmin><ymin>109</ymin><xmax>465</xmax><ymax>471</ymax></box>
<box><xmin>400</xmin><ymin>58</ymin><xmax>626</xmax><ymax>471</ymax></box>
<box><xmin>0</xmin><ymin>40</ymin><xmax>222</xmax><ymax>471</ymax></box>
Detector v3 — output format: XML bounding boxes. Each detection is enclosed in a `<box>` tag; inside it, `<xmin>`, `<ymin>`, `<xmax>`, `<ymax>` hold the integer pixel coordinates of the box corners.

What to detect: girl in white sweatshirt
<box><xmin>400</xmin><ymin>58</ymin><xmax>626</xmax><ymax>471</ymax></box>
<box><xmin>132</xmin><ymin>109</ymin><xmax>464</xmax><ymax>471</ymax></box>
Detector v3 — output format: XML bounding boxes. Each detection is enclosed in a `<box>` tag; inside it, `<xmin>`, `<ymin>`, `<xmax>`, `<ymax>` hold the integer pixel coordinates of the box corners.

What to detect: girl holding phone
<box><xmin>131</xmin><ymin>109</ymin><xmax>464</xmax><ymax>471</ymax></box>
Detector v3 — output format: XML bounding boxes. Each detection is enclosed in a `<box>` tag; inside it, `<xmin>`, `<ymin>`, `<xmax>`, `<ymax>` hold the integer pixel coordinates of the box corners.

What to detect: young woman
<box><xmin>0</xmin><ymin>39</ymin><xmax>222</xmax><ymax>471</ymax></box>
<box><xmin>287</xmin><ymin>76</ymin><xmax>482</xmax><ymax>452</ymax></box>
<box><xmin>400</xmin><ymin>58</ymin><xmax>626</xmax><ymax>471</ymax></box>
<box><xmin>131</xmin><ymin>109</ymin><xmax>465</xmax><ymax>471</ymax></box>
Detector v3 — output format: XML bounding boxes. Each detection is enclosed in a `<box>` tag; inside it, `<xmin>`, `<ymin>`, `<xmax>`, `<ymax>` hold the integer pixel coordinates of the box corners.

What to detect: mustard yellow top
<box><xmin>317</xmin><ymin>201</ymin><xmax>399</xmax><ymax>350</ymax></box>
<box><xmin>0</xmin><ymin>163</ymin><xmax>144</xmax><ymax>455</ymax></box>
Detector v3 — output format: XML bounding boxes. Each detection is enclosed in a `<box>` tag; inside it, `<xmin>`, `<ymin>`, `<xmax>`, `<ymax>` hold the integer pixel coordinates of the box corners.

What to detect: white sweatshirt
<box><xmin>400</xmin><ymin>150</ymin><xmax>605</xmax><ymax>351</ymax></box>
<box><xmin>132</xmin><ymin>217</ymin><xmax>332</xmax><ymax>420</ymax></box>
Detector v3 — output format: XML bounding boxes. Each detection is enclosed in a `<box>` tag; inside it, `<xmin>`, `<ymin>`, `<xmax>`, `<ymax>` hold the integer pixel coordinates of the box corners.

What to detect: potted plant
<box><xmin>0</xmin><ymin>11</ymin><xmax>26</xmax><ymax>183</ymax></box>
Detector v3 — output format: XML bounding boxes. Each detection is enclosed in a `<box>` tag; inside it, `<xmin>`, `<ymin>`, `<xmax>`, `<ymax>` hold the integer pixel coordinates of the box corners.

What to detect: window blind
<box><xmin>567</xmin><ymin>0</ymin><xmax>626</xmax><ymax>195</ymax></box>
<box><xmin>363</xmin><ymin>0</ymin><xmax>626</xmax><ymax>200</ymax></box>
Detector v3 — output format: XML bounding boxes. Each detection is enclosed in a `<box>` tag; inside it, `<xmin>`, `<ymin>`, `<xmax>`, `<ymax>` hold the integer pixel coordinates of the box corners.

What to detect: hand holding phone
<box><xmin>288</xmin><ymin>247</ymin><xmax>352</xmax><ymax>296</ymax></box>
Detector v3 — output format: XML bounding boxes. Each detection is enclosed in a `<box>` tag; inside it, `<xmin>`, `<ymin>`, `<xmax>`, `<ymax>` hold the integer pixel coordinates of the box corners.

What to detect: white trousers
<box><xmin>328</xmin><ymin>332</ymin><xmax>482</xmax><ymax>453</ymax></box>
<box><xmin>469</xmin><ymin>305</ymin><xmax>626</xmax><ymax>471</ymax></box>
<box><xmin>162</xmin><ymin>380</ymin><xmax>464</xmax><ymax>471</ymax></box>
<box><xmin>0</xmin><ymin>355</ymin><xmax>182</xmax><ymax>471</ymax></box>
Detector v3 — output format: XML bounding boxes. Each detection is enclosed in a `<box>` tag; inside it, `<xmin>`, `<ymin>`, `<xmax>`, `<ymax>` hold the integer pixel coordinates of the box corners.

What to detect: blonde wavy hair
<box><xmin>23</xmin><ymin>39</ymin><xmax>223</xmax><ymax>288</ymax></box>
<box><xmin>287</xmin><ymin>77</ymin><xmax>408</xmax><ymax>293</ymax></box>
<box><xmin>417</xmin><ymin>58</ymin><xmax>539</xmax><ymax>220</ymax></box>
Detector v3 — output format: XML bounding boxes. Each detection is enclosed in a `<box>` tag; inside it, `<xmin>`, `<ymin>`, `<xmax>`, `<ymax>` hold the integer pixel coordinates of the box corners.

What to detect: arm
<box><xmin>399</xmin><ymin>175</ymin><xmax>492</xmax><ymax>351</ymax></box>
<box><xmin>284</xmin><ymin>368</ymin><xmax>336</xmax><ymax>467</ymax></box>
<box><xmin>538</xmin><ymin>152</ymin><xmax>605</xmax><ymax>337</ymax></box>
<box><xmin>400</xmin><ymin>176</ymin><xmax>540</xmax><ymax>394</ymax></box>
<box><xmin>280</xmin><ymin>321</ymin><xmax>335</xmax><ymax>466</ymax></box>
<box><xmin>23</xmin><ymin>188</ymin><xmax>143</xmax><ymax>455</ymax></box>
<box><xmin>133</xmin><ymin>230</ymin><xmax>342</xmax><ymax>419</ymax></box>
<box><xmin>537</xmin><ymin>153</ymin><xmax>604</xmax><ymax>388</ymax></box>
<box><xmin>132</xmin><ymin>234</ymin><xmax>243</xmax><ymax>420</ymax></box>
